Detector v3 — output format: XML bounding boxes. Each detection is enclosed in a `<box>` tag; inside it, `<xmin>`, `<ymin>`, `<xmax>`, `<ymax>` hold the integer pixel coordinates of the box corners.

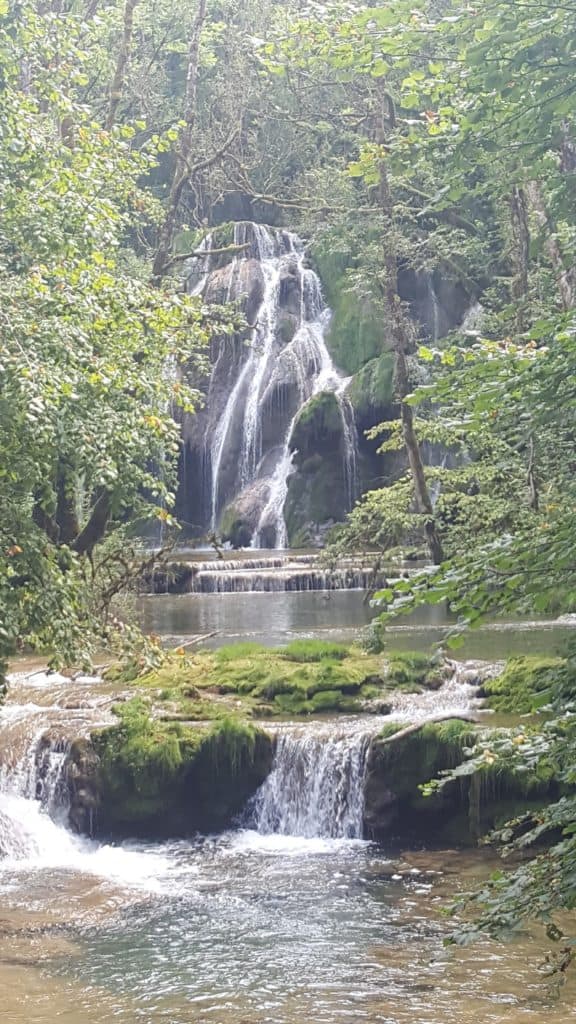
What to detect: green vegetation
<box><xmin>92</xmin><ymin>699</ymin><xmax>272</xmax><ymax>834</ymax></box>
<box><xmin>104</xmin><ymin>643</ymin><xmax>445</xmax><ymax>719</ymax></box>
<box><xmin>121</xmin><ymin>642</ymin><xmax>379</xmax><ymax>717</ymax></box>
<box><xmin>310</xmin><ymin>244</ymin><xmax>383</xmax><ymax>375</ymax></box>
<box><xmin>347</xmin><ymin>354</ymin><xmax>396</xmax><ymax>424</ymax></box>
<box><xmin>3</xmin><ymin>0</ymin><xmax>576</xmax><ymax>974</ymax></box>
<box><xmin>482</xmin><ymin>658</ymin><xmax>562</xmax><ymax>714</ymax></box>
<box><xmin>386</xmin><ymin>651</ymin><xmax>445</xmax><ymax>691</ymax></box>
<box><xmin>367</xmin><ymin>717</ymin><xmax>558</xmax><ymax>845</ymax></box>
<box><xmin>281</xmin><ymin>639</ymin><xmax>349</xmax><ymax>663</ymax></box>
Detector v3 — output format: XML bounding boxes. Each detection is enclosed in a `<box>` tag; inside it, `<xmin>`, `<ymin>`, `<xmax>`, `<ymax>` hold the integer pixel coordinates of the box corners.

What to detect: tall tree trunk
<box><xmin>509</xmin><ymin>185</ymin><xmax>530</xmax><ymax>331</ymax></box>
<box><xmin>395</xmin><ymin>345</ymin><xmax>445</xmax><ymax>565</ymax></box>
<box><xmin>56</xmin><ymin>458</ymin><xmax>81</xmax><ymax>544</ymax></box>
<box><xmin>376</xmin><ymin>96</ymin><xmax>444</xmax><ymax>564</ymax></box>
<box><xmin>151</xmin><ymin>0</ymin><xmax>208</xmax><ymax>285</ymax></box>
<box><xmin>106</xmin><ymin>0</ymin><xmax>139</xmax><ymax>131</ymax></box>
<box><xmin>526</xmin><ymin>181</ymin><xmax>574</xmax><ymax>312</ymax></box>
<box><xmin>73</xmin><ymin>490</ymin><xmax>113</xmax><ymax>556</ymax></box>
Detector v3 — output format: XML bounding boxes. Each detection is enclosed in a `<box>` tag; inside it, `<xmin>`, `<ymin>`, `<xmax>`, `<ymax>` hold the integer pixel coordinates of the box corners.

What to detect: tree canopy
<box><xmin>1</xmin><ymin>0</ymin><xmax>576</xmax><ymax>963</ymax></box>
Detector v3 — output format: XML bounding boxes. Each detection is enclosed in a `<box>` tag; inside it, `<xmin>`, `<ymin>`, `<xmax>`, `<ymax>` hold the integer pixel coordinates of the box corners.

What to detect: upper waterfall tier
<box><xmin>180</xmin><ymin>223</ymin><xmax>359</xmax><ymax>549</ymax></box>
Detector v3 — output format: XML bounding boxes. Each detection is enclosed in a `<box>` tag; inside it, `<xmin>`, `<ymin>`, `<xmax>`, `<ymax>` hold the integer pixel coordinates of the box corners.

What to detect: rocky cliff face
<box><xmin>177</xmin><ymin>222</ymin><xmax>360</xmax><ymax>547</ymax></box>
<box><xmin>176</xmin><ymin>222</ymin><xmax>475</xmax><ymax>548</ymax></box>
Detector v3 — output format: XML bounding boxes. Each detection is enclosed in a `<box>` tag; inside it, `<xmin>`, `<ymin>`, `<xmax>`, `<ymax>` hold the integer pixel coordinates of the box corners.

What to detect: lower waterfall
<box><xmin>0</xmin><ymin>730</ymin><xmax>73</xmax><ymax>860</ymax></box>
<box><xmin>250</xmin><ymin>726</ymin><xmax>374</xmax><ymax>840</ymax></box>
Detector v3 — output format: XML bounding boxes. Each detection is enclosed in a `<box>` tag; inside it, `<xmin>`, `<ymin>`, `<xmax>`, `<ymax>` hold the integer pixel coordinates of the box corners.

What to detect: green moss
<box><xmin>281</xmin><ymin>639</ymin><xmax>350</xmax><ymax>663</ymax></box>
<box><xmin>366</xmin><ymin>716</ymin><xmax>559</xmax><ymax>845</ymax></box>
<box><xmin>311</xmin><ymin>245</ymin><xmax>383</xmax><ymax>374</ymax></box>
<box><xmin>383</xmin><ymin>651</ymin><xmax>443</xmax><ymax>691</ymax></box>
<box><xmin>377</xmin><ymin>719</ymin><xmax>476</xmax><ymax>799</ymax></box>
<box><xmin>348</xmin><ymin>352</ymin><xmax>396</xmax><ymax>422</ymax></box>
<box><xmin>218</xmin><ymin>505</ymin><xmax>253</xmax><ymax>547</ymax></box>
<box><xmin>291</xmin><ymin>393</ymin><xmax>342</xmax><ymax>454</ymax></box>
<box><xmin>216</xmin><ymin>642</ymin><xmax>269</xmax><ymax>663</ymax></box>
<box><xmin>483</xmin><ymin>656</ymin><xmax>561</xmax><ymax>713</ymax></box>
<box><xmin>92</xmin><ymin>702</ymin><xmax>272</xmax><ymax>835</ymax></box>
<box><xmin>308</xmin><ymin>689</ymin><xmax>359</xmax><ymax>712</ymax></box>
<box><xmin>108</xmin><ymin>644</ymin><xmax>447</xmax><ymax>722</ymax></box>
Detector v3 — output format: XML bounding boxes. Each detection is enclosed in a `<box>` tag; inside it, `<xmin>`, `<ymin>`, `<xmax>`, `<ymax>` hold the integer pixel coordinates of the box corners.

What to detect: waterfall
<box><xmin>250</xmin><ymin>727</ymin><xmax>372</xmax><ymax>839</ymax></box>
<box><xmin>194</xmin><ymin>224</ymin><xmax>359</xmax><ymax>547</ymax></box>
<box><xmin>0</xmin><ymin>729</ymin><xmax>72</xmax><ymax>859</ymax></box>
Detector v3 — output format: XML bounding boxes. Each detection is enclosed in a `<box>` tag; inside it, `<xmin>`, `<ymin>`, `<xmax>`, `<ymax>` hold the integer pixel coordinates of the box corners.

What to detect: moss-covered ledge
<box><xmin>67</xmin><ymin>701</ymin><xmax>273</xmax><ymax>839</ymax></box>
<box><xmin>364</xmin><ymin>715</ymin><xmax>559</xmax><ymax>847</ymax></box>
<box><xmin>103</xmin><ymin>643</ymin><xmax>456</xmax><ymax>721</ymax></box>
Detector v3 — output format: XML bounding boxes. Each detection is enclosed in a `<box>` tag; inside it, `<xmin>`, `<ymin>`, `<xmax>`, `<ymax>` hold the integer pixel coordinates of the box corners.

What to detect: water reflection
<box><xmin>138</xmin><ymin>590</ymin><xmax>576</xmax><ymax>659</ymax></box>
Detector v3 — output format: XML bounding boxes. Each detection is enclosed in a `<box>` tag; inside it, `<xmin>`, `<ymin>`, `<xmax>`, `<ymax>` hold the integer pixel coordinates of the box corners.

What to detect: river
<box><xmin>1</xmin><ymin>578</ymin><xmax>575</xmax><ymax>1023</ymax></box>
<box><xmin>139</xmin><ymin>588</ymin><xmax>576</xmax><ymax>658</ymax></box>
<box><xmin>1</xmin><ymin>830</ymin><xmax>574</xmax><ymax>1023</ymax></box>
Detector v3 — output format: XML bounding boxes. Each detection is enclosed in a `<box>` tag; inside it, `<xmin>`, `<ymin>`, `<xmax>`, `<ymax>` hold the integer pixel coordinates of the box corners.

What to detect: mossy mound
<box><xmin>365</xmin><ymin>717</ymin><xmax>556</xmax><ymax>845</ymax></box>
<box><xmin>105</xmin><ymin>644</ymin><xmax>446</xmax><ymax>721</ymax></box>
<box><xmin>347</xmin><ymin>352</ymin><xmax>396</xmax><ymax>426</ymax></box>
<box><xmin>385</xmin><ymin>651</ymin><xmax>447</xmax><ymax>691</ymax></box>
<box><xmin>87</xmin><ymin>700</ymin><xmax>273</xmax><ymax>837</ymax></box>
<box><xmin>482</xmin><ymin>656</ymin><xmax>562</xmax><ymax>713</ymax></box>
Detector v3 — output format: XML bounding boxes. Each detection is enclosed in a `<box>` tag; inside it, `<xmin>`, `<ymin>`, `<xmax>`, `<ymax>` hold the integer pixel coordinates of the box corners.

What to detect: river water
<box><xmin>1</xmin><ymin>830</ymin><xmax>575</xmax><ymax>1024</ymax></box>
<box><xmin>2</xmin><ymin>580</ymin><xmax>576</xmax><ymax>1022</ymax></box>
<box><xmin>139</xmin><ymin>588</ymin><xmax>576</xmax><ymax>659</ymax></box>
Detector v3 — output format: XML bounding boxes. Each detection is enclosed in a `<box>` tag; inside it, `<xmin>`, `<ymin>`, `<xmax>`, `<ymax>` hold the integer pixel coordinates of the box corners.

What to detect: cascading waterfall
<box><xmin>192</xmin><ymin>224</ymin><xmax>359</xmax><ymax>547</ymax></box>
<box><xmin>0</xmin><ymin>729</ymin><xmax>72</xmax><ymax>859</ymax></box>
<box><xmin>250</xmin><ymin>727</ymin><xmax>373</xmax><ymax>839</ymax></box>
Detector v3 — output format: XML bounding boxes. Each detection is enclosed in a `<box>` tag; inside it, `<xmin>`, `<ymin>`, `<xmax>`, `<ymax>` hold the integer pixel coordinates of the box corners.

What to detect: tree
<box><xmin>0</xmin><ymin>4</ymin><xmax>218</xmax><ymax>680</ymax></box>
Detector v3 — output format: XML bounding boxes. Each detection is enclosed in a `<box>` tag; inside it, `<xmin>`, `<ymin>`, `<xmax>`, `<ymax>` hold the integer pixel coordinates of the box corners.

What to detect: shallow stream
<box><xmin>2</xmin><ymin>574</ymin><xmax>576</xmax><ymax>1022</ymax></box>
<box><xmin>2</xmin><ymin>830</ymin><xmax>575</xmax><ymax>1024</ymax></box>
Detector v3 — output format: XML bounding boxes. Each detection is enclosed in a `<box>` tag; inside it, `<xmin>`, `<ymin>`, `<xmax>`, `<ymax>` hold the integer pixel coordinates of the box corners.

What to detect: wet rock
<box><xmin>71</xmin><ymin>723</ymin><xmax>274</xmax><ymax>840</ymax></box>
<box><xmin>66</xmin><ymin>738</ymin><xmax>101</xmax><ymax>836</ymax></box>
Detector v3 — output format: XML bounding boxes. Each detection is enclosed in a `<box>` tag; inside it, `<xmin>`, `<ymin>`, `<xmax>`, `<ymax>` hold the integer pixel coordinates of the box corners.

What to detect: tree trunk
<box><xmin>73</xmin><ymin>490</ymin><xmax>113</xmax><ymax>556</ymax></box>
<box><xmin>151</xmin><ymin>0</ymin><xmax>208</xmax><ymax>285</ymax></box>
<box><xmin>526</xmin><ymin>181</ymin><xmax>574</xmax><ymax>312</ymax></box>
<box><xmin>56</xmin><ymin>459</ymin><xmax>81</xmax><ymax>544</ymax></box>
<box><xmin>509</xmin><ymin>185</ymin><xmax>530</xmax><ymax>330</ymax></box>
<box><xmin>395</xmin><ymin>346</ymin><xmax>445</xmax><ymax>565</ymax></box>
<box><xmin>376</xmin><ymin>97</ymin><xmax>444</xmax><ymax>565</ymax></box>
<box><xmin>106</xmin><ymin>0</ymin><xmax>139</xmax><ymax>131</ymax></box>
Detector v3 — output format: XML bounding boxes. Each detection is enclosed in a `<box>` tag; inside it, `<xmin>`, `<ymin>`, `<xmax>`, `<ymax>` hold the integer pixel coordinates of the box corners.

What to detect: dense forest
<box><xmin>1</xmin><ymin>0</ymin><xmax>576</xmax><ymax>991</ymax></box>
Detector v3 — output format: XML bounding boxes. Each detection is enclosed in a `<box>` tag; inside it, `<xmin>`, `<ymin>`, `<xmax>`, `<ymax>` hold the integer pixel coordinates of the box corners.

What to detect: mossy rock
<box><xmin>290</xmin><ymin>393</ymin><xmax>343</xmax><ymax>455</ymax></box>
<box><xmin>310</xmin><ymin>244</ymin><xmax>384</xmax><ymax>374</ymax></box>
<box><xmin>482</xmin><ymin>656</ymin><xmax>562</xmax><ymax>713</ymax></box>
<box><xmin>284</xmin><ymin>452</ymin><xmax>347</xmax><ymax>544</ymax></box>
<box><xmin>89</xmin><ymin>701</ymin><xmax>273</xmax><ymax>837</ymax></box>
<box><xmin>348</xmin><ymin>352</ymin><xmax>396</xmax><ymax>427</ymax></box>
<box><xmin>104</xmin><ymin>645</ymin><xmax>454</xmax><ymax>725</ymax></box>
<box><xmin>364</xmin><ymin>717</ymin><xmax>559</xmax><ymax>845</ymax></box>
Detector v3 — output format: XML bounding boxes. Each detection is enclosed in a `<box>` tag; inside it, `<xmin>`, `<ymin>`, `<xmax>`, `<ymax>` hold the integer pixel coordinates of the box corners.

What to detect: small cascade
<box><xmin>0</xmin><ymin>730</ymin><xmax>72</xmax><ymax>859</ymax></box>
<box><xmin>190</xmin><ymin>223</ymin><xmax>359</xmax><ymax>547</ymax></box>
<box><xmin>250</xmin><ymin>726</ymin><xmax>373</xmax><ymax>839</ymax></box>
<box><xmin>191</xmin><ymin>565</ymin><xmax>384</xmax><ymax>594</ymax></box>
<box><xmin>145</xmin><ymin>552</ymin><xmax>389</xmax><ymax>594</ymax></box>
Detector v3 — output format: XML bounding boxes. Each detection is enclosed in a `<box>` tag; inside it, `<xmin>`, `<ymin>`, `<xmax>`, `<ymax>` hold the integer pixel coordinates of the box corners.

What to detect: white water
<box><xmin>251</xmin><ymin>724</ymin><xmax>374</xmax><ymax>839</ymax></box>
<box><xmin>200</xmin><ymin>224</ymin><xmax>359</xmax><ymax>546</ymax></box>
<box><xmin>0</xmin><ymin>679</ymin><xmax>172</xmax><ymax>889</ymax></box>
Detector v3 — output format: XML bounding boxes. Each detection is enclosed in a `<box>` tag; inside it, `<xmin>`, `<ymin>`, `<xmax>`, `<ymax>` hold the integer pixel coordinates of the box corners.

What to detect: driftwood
<box><xmin>175</xmin><ymin>631</ymin><xmax>219</xmax><ymax>649</ymax></box>
<box><xmin>378</xmin><ymin>712</ymin><xmax>478</xmax><ymax>746</ymax></box>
